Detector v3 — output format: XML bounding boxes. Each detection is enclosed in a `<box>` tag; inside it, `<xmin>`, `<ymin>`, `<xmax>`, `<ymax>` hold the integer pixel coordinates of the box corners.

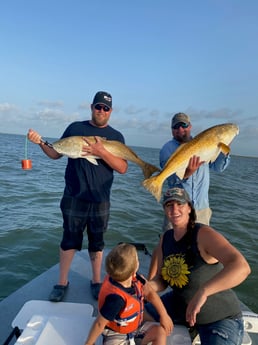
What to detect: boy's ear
<box><xmin>132</xmin><ymin>269</ymin><xmax>137</xmax><ymax>278</ymax></box>
<box><xmin>136</xmin><ymin>260</ymin><xmax>140</xmax><ymax>273</ymax></box>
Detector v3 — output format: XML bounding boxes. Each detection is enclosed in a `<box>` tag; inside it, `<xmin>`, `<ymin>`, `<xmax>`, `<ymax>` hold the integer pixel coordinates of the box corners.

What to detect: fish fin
<box><xmin>218</xmin><ymin>142</ymin><xmax>231</xmax><ymax>155</ymax></box>
<box><xmin>142</xmin><ymin>175</ymin><xmax>163</xmax><ymax>202</ymax></box>
<box><xmin>142</xmin><ymin>163</ymin><xmax>160</xmax><ymax>179</ymax></box>
<box><xmin>85</xmin><ymin>157</ymin><xmax>99</xmax><ymax>165</ymax></box>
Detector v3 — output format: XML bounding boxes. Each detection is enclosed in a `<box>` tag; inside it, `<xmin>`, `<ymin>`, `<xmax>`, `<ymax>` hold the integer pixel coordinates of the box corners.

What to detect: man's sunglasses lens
<box><xmin>94</xmin><ymin>104</ymin><xmax>110</xmax><ymax>112</ymax></box>
<box><xmin>173</xmin><ymin>122</ymin><xmax>189</xmax><ymax>129</ymax></box>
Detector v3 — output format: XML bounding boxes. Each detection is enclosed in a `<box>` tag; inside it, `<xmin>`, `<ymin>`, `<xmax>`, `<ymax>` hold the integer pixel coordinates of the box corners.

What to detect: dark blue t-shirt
<box><xmin>61</xmin><ymin>120</ymin><xmax>125</xmax><ymax>202</ymax></box>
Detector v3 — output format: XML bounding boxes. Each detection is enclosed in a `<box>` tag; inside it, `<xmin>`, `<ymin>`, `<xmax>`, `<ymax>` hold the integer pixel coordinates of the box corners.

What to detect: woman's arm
<box><xmin>144</xmin><ymin>280</ymin><xmax>173</xmax><ymax>335</ymax></box>
<box><xmin>148</xmin><ymin>235</ymin><xmax>168</xmax><ymax>292</ymax></box>
<box><xmin>186</xmin><ymin>226</ymin><xmax>251</xmax><ymax>326</ymax></box>
<box><xmin>198</xmin><ymin>226</ymin><xmax>251</xmax><ymax>293</ymax></box>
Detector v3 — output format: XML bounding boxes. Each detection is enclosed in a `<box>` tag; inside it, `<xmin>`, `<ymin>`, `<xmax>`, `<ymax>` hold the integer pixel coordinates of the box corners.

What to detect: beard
<box><xmin>176</xmin><ymin>133</ymin><xmax>191</xmax><ymax>143</ymax></box>
<box><xmin>91</xmin><ymin>114</ymin><xmax>109</xmax><ymax>128</ymax></box>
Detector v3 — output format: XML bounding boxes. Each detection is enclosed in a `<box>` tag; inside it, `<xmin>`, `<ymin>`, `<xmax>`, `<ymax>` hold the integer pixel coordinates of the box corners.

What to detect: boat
<box><xmin>1</xmin><ymin>246</ymin><xmax>258</xmax><ymax>345</ymax></box>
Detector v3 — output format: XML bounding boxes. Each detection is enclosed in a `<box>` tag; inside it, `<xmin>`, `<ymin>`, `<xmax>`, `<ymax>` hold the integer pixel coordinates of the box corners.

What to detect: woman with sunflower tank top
<box><xmin>145</xmin><ymin>187</ymin><xmax>251</xmax><ymax>345</ymax></box>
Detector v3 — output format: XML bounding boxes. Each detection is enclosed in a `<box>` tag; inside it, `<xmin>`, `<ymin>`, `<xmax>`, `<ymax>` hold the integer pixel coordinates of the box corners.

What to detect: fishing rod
<box><xmin>40</xmin><ymin>139</ymin><xmax>53</xmax><ymax>148</ymax></box>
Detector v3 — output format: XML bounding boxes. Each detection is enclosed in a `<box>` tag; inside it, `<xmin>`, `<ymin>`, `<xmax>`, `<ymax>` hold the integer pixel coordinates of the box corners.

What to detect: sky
<box><xmin>1</xmin><ymin>1</ymin><xmax>258</xmax><ymax>157</ymax></box>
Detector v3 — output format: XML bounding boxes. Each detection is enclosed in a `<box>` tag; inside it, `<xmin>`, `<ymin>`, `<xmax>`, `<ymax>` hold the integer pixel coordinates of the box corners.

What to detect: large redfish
<box><xmin>52</xmin><ymin>136</ymin><xmax>160</xmax><ymax>179</ymax></box>
<box><xmin>142</xmin><ymin>123</ymin><xmax>239</xmax><ymax>202</ymax></box>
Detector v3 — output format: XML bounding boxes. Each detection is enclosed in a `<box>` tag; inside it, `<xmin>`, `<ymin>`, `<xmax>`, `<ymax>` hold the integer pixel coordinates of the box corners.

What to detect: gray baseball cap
<box><xmin>171</xmin><ymin>112</ymin><xmax>190</xmax><ymax>128</ymax></box>
<box><xmin>163</xmin><ymin>187</ymin><xmax>191</xmax><ymax>206</ymax></box>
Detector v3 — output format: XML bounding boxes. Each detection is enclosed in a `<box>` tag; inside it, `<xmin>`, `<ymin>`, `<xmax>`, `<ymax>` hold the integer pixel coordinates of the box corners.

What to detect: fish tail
<box><xmin>142</xmin><ymin>175</ymin><xmax>163</xmax><ymax>202</ymax></box>
<box><xmin>142</xmin><ymin>163</ymin><xmax>160</xmax><ymax>179</ymax></box>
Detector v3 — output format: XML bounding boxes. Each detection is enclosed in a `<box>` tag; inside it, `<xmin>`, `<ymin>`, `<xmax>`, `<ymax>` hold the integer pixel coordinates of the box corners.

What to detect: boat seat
<box><xmin>12</xmin><ymin>300</ymin><xmax>102</xmax><ymax>345</ymax></box>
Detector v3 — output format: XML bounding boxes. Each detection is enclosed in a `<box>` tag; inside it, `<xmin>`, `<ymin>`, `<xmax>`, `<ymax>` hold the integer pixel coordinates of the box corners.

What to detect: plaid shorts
<box><xmin>60</xmin><ymin>195</ymin><xmax>110</xmax><ymax>251</ymax></box>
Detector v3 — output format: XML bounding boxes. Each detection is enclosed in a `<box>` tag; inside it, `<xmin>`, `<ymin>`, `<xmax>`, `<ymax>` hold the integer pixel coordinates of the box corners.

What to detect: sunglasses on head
<box><xmin>94</xmin><ymin>104</ymin><xmax>110</xmax><ymax>112</ymax></box>
<box><xmin>173</xmin><ymin>122</ymin><xmax>189</xmax><ymax>130</ymax></box>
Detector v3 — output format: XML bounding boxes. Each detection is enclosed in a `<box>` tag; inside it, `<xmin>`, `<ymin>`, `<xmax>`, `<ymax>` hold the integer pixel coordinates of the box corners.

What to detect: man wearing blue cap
<box><xmin>28</xmin><ymin>91</ymin><xmax>128</xmax><ymax>301</ymax></box>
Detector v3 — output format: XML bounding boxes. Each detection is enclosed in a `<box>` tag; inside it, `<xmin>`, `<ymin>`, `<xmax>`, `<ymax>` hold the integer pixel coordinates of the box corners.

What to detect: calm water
<box><xmin>0</xmin><ymin>133</ymin><xmax>258</xmax><ymax>316</ymax></box>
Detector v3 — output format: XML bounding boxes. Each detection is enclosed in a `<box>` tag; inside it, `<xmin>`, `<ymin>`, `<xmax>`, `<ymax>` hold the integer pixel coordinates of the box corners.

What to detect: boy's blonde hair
<box><xmin>105</xmin><ymin>243</ymin><xmax>138</xmax><ymax>282</ymax></box>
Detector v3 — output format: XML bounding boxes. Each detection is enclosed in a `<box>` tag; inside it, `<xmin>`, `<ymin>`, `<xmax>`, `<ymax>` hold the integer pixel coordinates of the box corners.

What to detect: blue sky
<box><xmin>1</xmin><ymin>1</ymin><xmax>258</xmax><ymax>157</ymax></box>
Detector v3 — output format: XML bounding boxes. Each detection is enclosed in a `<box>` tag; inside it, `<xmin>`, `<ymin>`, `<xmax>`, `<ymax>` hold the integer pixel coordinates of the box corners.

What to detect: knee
<box><xmin>155</xmin><ymin>325</ymin><xmax>166</xmax><ymax>338</ymax></box>
<box><xmin>88</xmin><ymin>232</ymin><xmax>104</xmax><ymax>252</ymax></box>
<box><xmin>145</xmin><ymin>324</ymin><xmax>166</xmax><ymax>344</ymax></box>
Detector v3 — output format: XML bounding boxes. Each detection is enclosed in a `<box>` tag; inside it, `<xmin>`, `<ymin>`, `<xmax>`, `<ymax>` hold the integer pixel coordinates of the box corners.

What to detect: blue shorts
<box><xmin>197</xmin><ymin>317</ymin><xmax>244</xmax><ymax>345</ymax></box>
<box><xmin>145</xmin><ymin>291</ymin><xmax>244</xmax><ymax>345</ymax></box>
<box><xmin>60</xmin><ymin>195</ymin><xmax>110</xmax><ymax>251</ymax></box>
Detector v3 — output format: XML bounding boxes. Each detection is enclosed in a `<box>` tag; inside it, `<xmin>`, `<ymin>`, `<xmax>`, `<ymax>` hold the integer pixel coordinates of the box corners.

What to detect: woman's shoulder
<box><xmin>162</xmin><ymin>229</ymin><xmax>174</xmax><ymax>243</ymax></box>
<box><xmin>197</xmin><ymin>224</ymin><xmax>217</xmax><ymax>235</ymax></box>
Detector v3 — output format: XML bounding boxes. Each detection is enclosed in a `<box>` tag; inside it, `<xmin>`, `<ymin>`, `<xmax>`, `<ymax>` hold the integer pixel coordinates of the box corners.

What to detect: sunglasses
<box><xmin>94</xmin><ymin>104</ymin><xmax>110</xmax><ymax>112</ymax></box>
<box><xmin>172</xmin><ymin>122</ymin><xmax>189</xmax><ymax>130</ymax></box>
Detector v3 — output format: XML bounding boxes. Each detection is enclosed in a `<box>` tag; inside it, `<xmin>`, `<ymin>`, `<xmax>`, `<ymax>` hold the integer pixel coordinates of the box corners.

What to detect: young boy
<box><xmin>84</xmin><ymin>243</ymin><xmax>173</xmax><ymax>345</ymax></box>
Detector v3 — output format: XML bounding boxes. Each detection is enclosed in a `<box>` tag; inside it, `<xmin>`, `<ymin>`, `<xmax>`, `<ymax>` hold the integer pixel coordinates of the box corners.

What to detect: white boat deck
<box><xmin>0</xmin><ymin>250</ymin><xmax>98</xmax><ymax>344</ymax></box>
<box><xmin>0</xmin><ymin>249</ymin><xmax>257</xmax><ymax>345</ymax></box>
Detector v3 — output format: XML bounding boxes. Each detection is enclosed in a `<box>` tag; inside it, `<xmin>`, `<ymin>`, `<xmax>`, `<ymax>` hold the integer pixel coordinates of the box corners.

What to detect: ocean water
<box><xmin>0</xmin><ymin>132</ymin><xmax>258</xmax><ymax>316</ymax></box>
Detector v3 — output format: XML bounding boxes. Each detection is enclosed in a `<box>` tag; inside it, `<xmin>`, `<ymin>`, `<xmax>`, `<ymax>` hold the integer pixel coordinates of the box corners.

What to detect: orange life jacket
<box><xmin>98</xmin><ymin>275</ymin><xmax>144</xmax><ymax>334</ymax></box>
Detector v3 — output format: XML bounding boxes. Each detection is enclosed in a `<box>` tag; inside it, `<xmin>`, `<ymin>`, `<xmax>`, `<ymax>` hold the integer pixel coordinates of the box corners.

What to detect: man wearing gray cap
<box><xmin>148</xmin><ymin>112</ymin><xmax>230</xmax><ymax>279</ymax></box>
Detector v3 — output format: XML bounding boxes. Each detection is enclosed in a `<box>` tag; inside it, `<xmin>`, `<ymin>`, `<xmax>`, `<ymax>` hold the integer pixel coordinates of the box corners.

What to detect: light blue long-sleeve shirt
<box><xmin>159</xmin><ymin>138</ymin><xmax>230</xmax><ymax>211</ymax></box>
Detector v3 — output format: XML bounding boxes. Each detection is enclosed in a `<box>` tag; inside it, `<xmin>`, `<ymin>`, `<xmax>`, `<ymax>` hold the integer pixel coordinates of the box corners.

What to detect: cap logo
<box><xmin>104</xmin><ymin>95</ymin><xmax>112</xmax><ymax>102</ymax></box>
<box><xmin>165</xmin><ymin>187</ymin><xmax>183</xmax><ymax>197</ymax></box>
<box><xmin>163</xmin><ymin>187</ymin><xmax>190</xmax><ymax>206</ymax></box>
